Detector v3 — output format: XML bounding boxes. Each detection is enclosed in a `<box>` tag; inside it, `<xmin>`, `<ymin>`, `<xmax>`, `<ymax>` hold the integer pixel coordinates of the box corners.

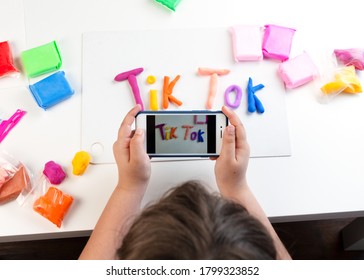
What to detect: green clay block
<box><xmin>21</xmin><ymin>41</ymin><xmax>62</xmax><ymax>78</ymax></box>
<box><xmin>155</xmin><ymin>0</ymin><xmax>181</xmax><ymax>11</ymax></box>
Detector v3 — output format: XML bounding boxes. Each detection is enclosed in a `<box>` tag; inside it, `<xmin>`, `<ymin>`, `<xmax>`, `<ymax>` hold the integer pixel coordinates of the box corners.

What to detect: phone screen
<box><xmin>145</xmin><ymin>113</ymin><xmax>220</xmax><ymax>156</ymax></box>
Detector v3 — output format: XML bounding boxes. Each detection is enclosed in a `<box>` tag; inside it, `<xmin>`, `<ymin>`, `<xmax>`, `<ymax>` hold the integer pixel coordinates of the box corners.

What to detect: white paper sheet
<box><xmin>82</xmin><ymin>28</ymin><xmax>291</xmax><ymax>163</ymax></box>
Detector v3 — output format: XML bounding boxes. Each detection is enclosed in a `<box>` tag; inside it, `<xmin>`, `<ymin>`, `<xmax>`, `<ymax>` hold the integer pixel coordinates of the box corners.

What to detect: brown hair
<box><xmin>118</xmin><ymin>180</ymin><xmax>276</xmax><ymax>259</ymax></box>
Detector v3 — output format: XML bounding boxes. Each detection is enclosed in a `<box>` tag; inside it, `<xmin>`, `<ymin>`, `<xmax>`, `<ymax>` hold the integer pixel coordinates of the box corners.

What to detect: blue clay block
<box><xmin>29</xmin><ymin>71</ymin><xmax>74</xmax><ymax>110</ymax></box>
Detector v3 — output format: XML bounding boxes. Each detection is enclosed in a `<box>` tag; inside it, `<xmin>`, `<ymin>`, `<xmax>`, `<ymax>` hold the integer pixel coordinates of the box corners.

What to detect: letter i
<box><xmin>149</xmin><ymin>89</ymin><xmax>159</xmax><ymax>110</ymax></box>
<box><xmin>165</xmin><ymin>126</ymin><xmax>171</xmax><ymax>140</ymax></box>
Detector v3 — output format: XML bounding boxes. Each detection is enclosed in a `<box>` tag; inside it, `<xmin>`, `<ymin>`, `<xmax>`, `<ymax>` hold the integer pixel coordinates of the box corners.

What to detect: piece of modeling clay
<box><xmin>230</xmin><ymin>25</ymin><xmax>263</xmax><ymax>61</ymax></box>
<box><xmin>0</xmin><ymin>168</ymin><xmax>9</xmax><ymax>188</ymax></box>
<box><xmin>247</xmin><ymin>77</ymin><xmax>265</xmax><ymax>114</ymax></box>
<box><xmin>278</xmin><ymin>52</ymin><xmax>319</xmax><ymax>88</ymax></box>
<box><xmin>72</xmin><ymin>151</ymin><xmax>91</xmax><ymax>176</ymax></box>
<box><xmin>320</xmin><ymin>66</ymin><xmax>362</xmax><ymax>95</ymax></box>
<box><xmin>198</xmin><ymin>68</ymin><xmax>230</xmax><ymax>109</ymax></box>
<box><xmin>21</xmin><ymin>41</ymin><xmax>62</xmax><ymax>78</ymax></box>
<box><xmin>146</xmin><ymin>75</ymin><xmax>156</xmax><ymax>84</ymax></box>
<box><xmin>0</xmin><ymin>166</ymin><xmax>29</xmax><ymax>205</ymax></box>
<box><xmin>253</xmin><ymin>95</ymin><xmax>265</xmax><ymax>114</ymax></box>
<box><xmin>262</xmin><ymin>24</ymin><xmax>296</xmax><ymax>61</ymax></box>
<box><xmin>162</xmin><ymin>75</ymin><xmax>182</xmax><ymax>109</ymax></box>
<box><xmin>154</xmin><ymin>0</ymin><xmax>181</xmax><ymax>11</ymax></box>
<box><xmin>115</xmin><ymin>68</ymin><xmax>144</xmax><ymax>110</ymax></box>
<box><xmin>0</xmin><ymin>41</ymin><xmax>19</xmax><ymax>78</ymax></box>
<box><xmin>33</xmin><ymin>186</ymin><xmax>74</xmax><ymax>228</ymax></box>
<box><xmin>334</xmin><ymin>48</ymin><xmax>364</xmax><ymax>70</ymax></box>
<box><xmin>43</xmin><ymin>161</ymin><xmax>66</xmax><ymax>185</ymax></box>
<box><xmin>224</xmin><ymin>85</ymin><xmax>242</xmax><ymax>109</ymax></box>
<box><xmin>0</xmin><ymin>109</ymin><xmax>26</xmax><ymax>143</ymax></box>
<box><xmin>149</xmin><ymin>89</ymin><xmax>159</xmax><ymax>111</ymax></box>
<box><xmin>29</xmin><ymin>71</ymin><xmax>74</xmax><ymax>110</ymax></box>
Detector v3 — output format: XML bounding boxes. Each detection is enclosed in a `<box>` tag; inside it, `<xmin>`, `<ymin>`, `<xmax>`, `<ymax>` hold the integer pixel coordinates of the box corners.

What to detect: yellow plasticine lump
<box><xmin>321</xmin><ymin>66</ymin><xmax>362</xmax><ymax>95</ymax></box>
<box><xmin>72</xmin><ymin>151</ymin><xmax>91</xmax><ymax>175</ymax></box>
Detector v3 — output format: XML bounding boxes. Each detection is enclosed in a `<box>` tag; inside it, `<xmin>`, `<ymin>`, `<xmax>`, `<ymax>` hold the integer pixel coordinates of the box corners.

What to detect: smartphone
<box><xmin>135</xmin><ymin>111</ymin><xmax>228</xmax><ymax>157</ymax></box>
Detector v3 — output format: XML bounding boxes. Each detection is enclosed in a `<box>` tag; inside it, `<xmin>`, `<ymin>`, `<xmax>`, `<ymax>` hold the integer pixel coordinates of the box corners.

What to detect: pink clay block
<box><xmin>278</xmin><ymin>52</ymin><xmax>318</xmax><ymax>88</ymax></box>
<box><xmin>230</xmin><ymin>25</ymin><xmax>263</xmax><ymax>61</ymax></box>
<box><xmin>262</xmin><ymin>24</ymin><xmax>296</xmax><ymax>61</ymax></box>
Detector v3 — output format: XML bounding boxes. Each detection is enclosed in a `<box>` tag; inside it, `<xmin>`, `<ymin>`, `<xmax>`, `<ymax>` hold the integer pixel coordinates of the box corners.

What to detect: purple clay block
<box><xmin>262</xmin><ymin>24</ymin><xmax>296</xmax><ymax>62</ymax></box>
<box><xmin>43</xmin><ymin>161</ymin><xmax>66</xmax><ymax>185</ymax></box>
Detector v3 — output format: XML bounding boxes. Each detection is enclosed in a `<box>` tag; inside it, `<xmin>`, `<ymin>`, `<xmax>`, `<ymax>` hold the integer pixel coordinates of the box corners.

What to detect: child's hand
<box><xmin>113</xmin><ymin>105</ymin><xmax>151</xmax><ymax>192</ymax></box>
<box><xmin>213</xmin><ymin>106</ymin><xmax>250</xmax><ymax>196</ymax></box>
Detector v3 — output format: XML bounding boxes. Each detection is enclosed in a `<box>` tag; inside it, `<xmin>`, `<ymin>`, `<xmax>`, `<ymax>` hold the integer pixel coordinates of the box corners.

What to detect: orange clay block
<box><xmin>321</xmin><ymin>66</ymin><xmax>362</xmax><ymax>94</ymax></box>
<box><xmin>33</xmin><ymin>186</ymin><xmax>74</xmax><ymax>228</ymax></box>
<box><xmin>162</xmin><ymin>75</ymin><xmax>182</xmax><ymax>109</ymax></box>
<box><xmin>72</xmin><ymin>151</ymin><xmax>91</xmax><ymax>175</ymax></box>
<box><xmin>149</xmin><ymin>89</ymin><xmax>159</xmax><ymax>110</ymax></box>
<box><xmin>198</xmin><ymin>68</ymin><xmax>230</xmax><ymax>109</ymax></box>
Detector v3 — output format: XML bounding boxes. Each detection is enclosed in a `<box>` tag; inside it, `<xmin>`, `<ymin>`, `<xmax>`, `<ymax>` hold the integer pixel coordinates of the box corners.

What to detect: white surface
<box><xmin>0</xmin><ymin>0</ymin><xmax>364</xmax><ymax>242</ymax></box>
<box><xmin>82</xmin><ymin>29</ymin><xmax>291</xmax><ymax>163</ymax></box>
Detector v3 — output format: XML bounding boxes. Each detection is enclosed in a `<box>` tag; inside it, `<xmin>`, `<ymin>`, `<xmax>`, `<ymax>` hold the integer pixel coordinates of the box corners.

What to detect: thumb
<box><xmin>130</xmin><ymin>128</ymin><xmax>147</xmax><ymax>161</ymax></box>
<box><xmin>220</xmin><ymin>125</ymin><xmax>236</xmax><ymax>159</ymax></box>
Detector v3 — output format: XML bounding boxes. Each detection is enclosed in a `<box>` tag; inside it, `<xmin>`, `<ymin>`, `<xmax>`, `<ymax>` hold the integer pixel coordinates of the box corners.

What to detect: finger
<box><xmin>219</xmin><ymin>125</ymin><xmax>237</xmax><ymax>160</ymax></box>
<box><xmin>117</xmin><ymin>104</ymin><xmax>142</xmax><ymax>140</ymax></box>
<box><xmin>114</xmin><ymin>105</ymin><xmax>141</xmax><ymax>161</ymax></box>
<box><xmin>129</xmin><ymin>128</ymin><xmax>148</xmax><ymax>162</ymax></box>
<box><xmin>222</xmin><ymin>105</ymin><xmax>248</xmax><ymax>150</ymax></box>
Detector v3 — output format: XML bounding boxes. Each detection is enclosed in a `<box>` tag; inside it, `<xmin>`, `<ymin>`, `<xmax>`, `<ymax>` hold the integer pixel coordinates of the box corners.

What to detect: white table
<box><xmin>1</xmin><ymin>0</ymin><xmax>364</xmax><ymax>242</ymax></box>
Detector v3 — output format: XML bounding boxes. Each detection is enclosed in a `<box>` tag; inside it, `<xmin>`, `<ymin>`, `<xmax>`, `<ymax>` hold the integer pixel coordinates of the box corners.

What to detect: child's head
<box><xmin>118</xmin><ymin>180</ymin><xmax>276</xmax><ymax>259</ymax></box>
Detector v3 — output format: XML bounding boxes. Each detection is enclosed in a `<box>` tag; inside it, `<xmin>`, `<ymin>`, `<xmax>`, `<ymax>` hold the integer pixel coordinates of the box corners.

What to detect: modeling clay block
<box><xmin>29</xmin><ymin>71</ymin><xmax>74</xmax><ymax>110</ymax></box>
<box><xmin>0</xmin><ymin>41</ymin><xmax>19</xmax><ymax>78</ymax></box>
<box><xmin>262</xmin><ymin>24</ymin><xmax>296</xmax><ymax>61</ymax></box>
<box><xmin>0</xmin><ymin>168</ymin><xmax>9</xmax><ymax>188</ymax></box>
<box><xmin>154</xmin><ymin>0</ymin><xmax>181</xmax><ymax>11</ymax></box>
<box><xmin>33</xmin><ymin>186</ymin><xmax>74</xmax><ymax>228</ymax></box>
<box><xmin>230</xmin><ymin>25</ymin><xmax>263</xmax><ymax>61</ymax></box>
<box><xmin>21</xmin><ymin>41</ymin><xmax>62</xmax><ymax>78</ymax></box>
<box><xmin>224</xmin><ymin>85</ymin><xmax>242</xmax><ymax>109</ymax></box>
<box><xmin>149</xmin><ymin>89</ymin><xmax>159</xmax><ymax>110</ymax></box>
<box><xmin>334</xmin><ymin>48</ymin><xmax>364</xmax><ymax>70</ymax></box>
<box><xmin>43</xmin><ymin>161</ymin><xmax>66</xmax><ymax>185</ymax></box>
<box><xmin>0</xmin><ymin>165</ymin><xmax>29</xmax><ymax>205</ymax></box>
<box><xmin>163</xmin><ymin>75</ymin><xmax>182</xmax><ymax>109</ymax></box>
<box><xmin>320</xmin><ymin>66</ymin><xmax>362</xmax><ymax>95</ymax></box>
<box><xmin>115</xmin><ymin>68</ymin><xmax>144</xmax><ymax>110</ymax></box>
<box><xmin>278</xmin><ymin>52</ymin><xmax>319</xmax><ymax>88</ymax></box>
<box><xmin>72</xmin><ymin>151</ymin><xmax>91</xmax><ymax>176</ymax></box>
<box><xmin>198</xmin><ymin>68</ymin><xmax>230</xmax><ymax>109</ymax></box>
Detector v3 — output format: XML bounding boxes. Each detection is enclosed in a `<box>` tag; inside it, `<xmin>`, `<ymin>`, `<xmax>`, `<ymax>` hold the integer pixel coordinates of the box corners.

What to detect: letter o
<box><xmin>224</xmin><ymin>85</ymin><xmax>242</xmax><ymax>108</ymax></box>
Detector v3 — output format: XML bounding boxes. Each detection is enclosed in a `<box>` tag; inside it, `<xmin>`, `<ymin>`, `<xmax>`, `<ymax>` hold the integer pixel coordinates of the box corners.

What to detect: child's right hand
<box><xmin>213</xmin><ymin>106</ymin><xmax>250</xmax><ymax>197</ymax></box>
<box><xmin>113</xmin><ymin>105</ymin><xmax>151</xmax><ymax>193</ymax></box>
